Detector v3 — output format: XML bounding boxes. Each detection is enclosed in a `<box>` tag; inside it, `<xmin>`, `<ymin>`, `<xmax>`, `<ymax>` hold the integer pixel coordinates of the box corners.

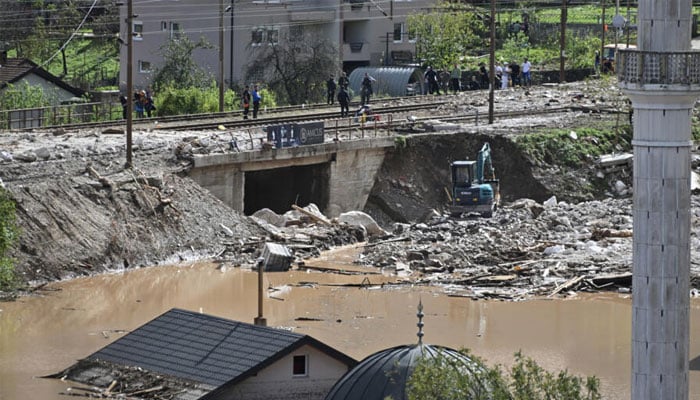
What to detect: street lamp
<box><xmin>219</xmin><ymin>1</ymin><xmax>232</xmax><ymax>113</ymax></box>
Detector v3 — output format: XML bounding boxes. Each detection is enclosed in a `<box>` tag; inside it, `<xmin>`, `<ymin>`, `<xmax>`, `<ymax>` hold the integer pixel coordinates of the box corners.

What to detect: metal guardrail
<box><xmin>617</xmin><ymin>49</ymin><xmax>700</xmax><ymax>86</ymax></box>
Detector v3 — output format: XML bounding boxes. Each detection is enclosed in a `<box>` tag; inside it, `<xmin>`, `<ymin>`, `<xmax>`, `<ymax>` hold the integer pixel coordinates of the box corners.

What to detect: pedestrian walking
<box><xmin>338</xmin><ymin>71</ymin><xmax>349</xmax><ymax>90</ymax></box>
<box><xmin>360</xmin><ymin>72</ymin><xmax>375</xmax><ymax>105</ymax></box>
<box><xmin>479</xmin><ymin>63</ymin><xmax>489</xmax><ymax>89</ymax></box>
<box><xmin>241</xmin><ymin>85</ymin><xmax>251</xmax><ymax>120</ymax></box>
<box><xmin>252</xmin><ymin>85</ymin><xmax>261</xmax><ymax>119</ymax></box>
<box><xmin>326</xmin><ymin>75</ymin><xmax>337</xmax><ymax>105</ymax></box>
<box><xmin>501</xmin><ymin>62</ymin><xmax>511</xmax><ymax>90</ymax></box>
<box><xmin>119</xmin><ymin>95</ymin><xmax>128</xmax><ymax>119</ymax></box>
<box><xmin>424</xmin><ymin>66</ymin><xmax>440</xmax><ymax>95</ymax></box>
<box><xmin>522</xmin><ymin>57</ymin><xmax>532</xmax><ymax>87</ymax></box>
<box><xmin>450</xmin><ymin>63</ymin><xmax>461</xmax><ymax>94</ymax></box>
<box><xmin>134</xmin><ymin>90</ymin><xmax>145</xmax><ymax>118</ymax></box>
<box><xmin>510</xmin><ymin>61</ymin><xmax>521</xmax><ymax>87</ymax></box>
<box><xmin>337</xmin><ymin>86</ymin><xmax>350</xmax><ymax>117</ymax></box>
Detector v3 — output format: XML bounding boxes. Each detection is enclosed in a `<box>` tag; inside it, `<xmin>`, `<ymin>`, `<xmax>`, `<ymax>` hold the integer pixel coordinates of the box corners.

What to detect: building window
<box><xmin>251</xmin><ymin>28</ymin><xmax>265</xmax><ymax>46</ymax></box>
<box><xmin>170</xmin><ymin>22</ymin><xmax>182</xmax><ymax>39</ymax></box>
<box><xmin>292</xmin><ymin>355</ymin><xmax>307</xmax><ymax>376</ymax></box>
<box><xmin>267</xmin><ymin>28</ymin><xmax>279</xmax><ymax>45</ymax></box>
<box><xmin>393</xmin><ymin>23</ymin><xmax>403</xmax><ymax>42</ymax></box>
<box><xmin>133</xmin><ymin>21</ymin><xmax>143</xmax><ymax>40</ymax></box>
<box><xmin>289</xmin><ymin>25</ymin><xmax>303</xmax><ymax>42</ymax></box>
<box><xmin>138</xmin><ymin>60</ymin><xmax>151</xmax><ymax>73</ymax></box>
<box><xmin>161</xmin><ymin>21</ymin><xmax>167</xmax><ymax>31</ymax></box>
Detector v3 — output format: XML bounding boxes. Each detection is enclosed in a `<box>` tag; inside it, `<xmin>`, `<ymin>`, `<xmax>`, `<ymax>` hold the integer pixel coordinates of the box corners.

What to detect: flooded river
<box><xmin>1</xmin><ymin>247</ymin><xmax>699</xmax><ymax>399</ymax></box>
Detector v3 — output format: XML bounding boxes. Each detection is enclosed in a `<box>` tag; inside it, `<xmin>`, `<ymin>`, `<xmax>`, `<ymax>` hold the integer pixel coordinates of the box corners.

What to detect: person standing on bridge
<box><xmin>337</xmin><ymin>86</ymin><xmax>350</xmax><ymax>117</ymax></box>
<box><xmin>241</xmin><ymin>85</ymin><xmax>251</xmax><ymax>120</ymax></box>
<box><xmin>326</xmin><ymin>75</ymin><xmax>337</xmax><ymax>105</ymax></box>
<box><xmin>252</xmin><ymin>85</ymin><xmax>262</xmax><ymax>119</ymax></box>
<box><xmin>360</xmin><ymin>72</ymin><xmax>376</xmax><ymax>105</ymax></box>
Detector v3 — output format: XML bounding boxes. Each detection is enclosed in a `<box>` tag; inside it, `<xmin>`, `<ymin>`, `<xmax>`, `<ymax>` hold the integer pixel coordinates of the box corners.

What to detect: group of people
<box><xmin>494</xmin><ymin>58</ymin><xmax>532</xmax><ymax>89</ymax></box>
<box><xmin>324</xmin><ymin>71</ymin><xmax>373</xmax><ymax>118</ymax></box>
<box><xmin>120</xmin><ymin>89</ymin><xmax>155</xmax><ymax>119</ymax></box>
<box><xmin>241</xmin><ymin>84</ymin><xmax>262</xmax><ymax>119</ymax></box>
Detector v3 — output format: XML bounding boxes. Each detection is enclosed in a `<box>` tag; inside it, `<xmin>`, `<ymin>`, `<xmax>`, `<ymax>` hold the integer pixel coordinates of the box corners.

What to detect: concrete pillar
<box><xmin>327</xmin><ymin>147</ymin><xmax>386</xmax><ymax>218</ymax></box>
<box><xmin>628</xmin><ymin>92</ymin><xmax>692</xmax><ymax>400</ymax></box>
<box><xmin>189</xmin><ymin>166</ymin><xmax>244</xmax><ymax>212</ymax></box>
<box><xmin>620</xmin><ymin>1</ymin><xmax>699</xmax><ymax>399</ymax></box>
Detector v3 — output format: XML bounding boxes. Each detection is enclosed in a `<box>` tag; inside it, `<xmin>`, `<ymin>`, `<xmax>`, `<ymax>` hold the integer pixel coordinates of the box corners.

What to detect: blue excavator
<box><xmin>448</xmin><ymin>142</ymin><xmax>500</xmax><ymax>218</ymax></box>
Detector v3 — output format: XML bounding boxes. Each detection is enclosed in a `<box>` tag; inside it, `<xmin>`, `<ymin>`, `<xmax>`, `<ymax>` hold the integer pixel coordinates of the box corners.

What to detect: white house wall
<box><xmin>222</xmin><ymin>344</ymin><xmax>350</xmax><ymax>400</ymax></box>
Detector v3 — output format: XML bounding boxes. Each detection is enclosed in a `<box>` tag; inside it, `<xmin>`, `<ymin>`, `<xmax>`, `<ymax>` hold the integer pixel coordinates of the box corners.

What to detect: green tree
<box><xmin>407</xmin><ymin>1</ymin><xmax>489</xmax><ymax>69</ymax></box>
<box><xmin>244</xmin><ymin>27</ymin><xmax>337</xmax><ymax>105</ymax></box>
<box><xmin>151</xmin><ymin>36</ymin><xmax>215</xmax><ymax>92</ymax></box>
<box><xmin>407</xmin><ymin>350</ymin><xmax>601</xmax><ymax>400</ymax></box>
<box><xmin>0</xmin><ymin>187</ymin><xmax>20</xmax><ymax>291</ymax></box>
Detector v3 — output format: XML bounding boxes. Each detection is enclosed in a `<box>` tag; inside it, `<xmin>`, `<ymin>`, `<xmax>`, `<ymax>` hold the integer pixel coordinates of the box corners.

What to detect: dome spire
<box><xmin>416</xmin><ymin>300</ymin><xmax>424</xmax><ymax>344</ymax></box>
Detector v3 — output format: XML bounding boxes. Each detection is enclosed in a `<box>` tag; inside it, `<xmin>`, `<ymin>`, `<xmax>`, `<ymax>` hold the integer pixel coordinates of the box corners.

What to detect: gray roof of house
<box><xmin>324</xmin><ymin>343</ymin><xmax>481</xmax><ymax>400</ymax></box>
<box><xmin>88</xmin><ymin>308</ymin><xmax>356</xmax><ymax>389</ymax></box>
<box><xmin>0</xmin><ymin>58</ymin><xmax>84</xmax><ymax>96</ymax></box>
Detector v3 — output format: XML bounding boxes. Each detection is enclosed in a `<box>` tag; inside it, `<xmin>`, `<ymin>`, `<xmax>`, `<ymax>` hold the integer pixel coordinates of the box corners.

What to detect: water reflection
<box><xmin>0</xmin><ymin>256</ymin><xmax>699</xmax><ymax>400</ymax></box>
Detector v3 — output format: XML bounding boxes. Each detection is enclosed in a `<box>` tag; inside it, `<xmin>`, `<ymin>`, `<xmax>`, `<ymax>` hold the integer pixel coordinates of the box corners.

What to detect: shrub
<box><xmin>0</xmin><ymin>188</ymin><xmax>19</xmax><ymax>291</ymax></box>
<box><xmin>407</xmin><ymin>349</ymin><xmax>601</xmax><ymax>400</ymax></box>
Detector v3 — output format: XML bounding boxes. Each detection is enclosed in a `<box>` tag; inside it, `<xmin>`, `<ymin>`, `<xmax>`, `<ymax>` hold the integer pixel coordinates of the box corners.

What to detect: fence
<box><xmin>0</xmin><ymin>101</ymin><xmax>123</xmax><ymax>130</ymax></box>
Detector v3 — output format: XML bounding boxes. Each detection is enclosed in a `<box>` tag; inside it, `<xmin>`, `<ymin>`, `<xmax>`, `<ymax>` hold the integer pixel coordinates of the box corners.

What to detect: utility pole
<box><xmin>559</xmin><ymin>0</ymin><xmax>567</xmax><ymax>83</ymax></box>
<box><xmin>125</xmin><ymin>0</ymin><xmax>133</xmax><ymax>168</ymax></box>
<box><xmin>218</xmin><ymin>0</ymin><xmax>225</xmax><ymax>112</ymax></box>
<box><xmin>617</xmin><ymin>0</ymin><xmax>700</xmax><ymax>398</ymax></box>
<box><xmin>488</xmin><ymin>0</ymin><xmax>495</xmax><ymax>124</ymax></box>
<box><xmin>229</xmin><ymin>0</ymin><xmax>235</xmax><ymax>88</ymax></box>
<box><xmin>600</xmin><ymin>0</ymin><xmax>606</xmax><ymax>62</ymax></box>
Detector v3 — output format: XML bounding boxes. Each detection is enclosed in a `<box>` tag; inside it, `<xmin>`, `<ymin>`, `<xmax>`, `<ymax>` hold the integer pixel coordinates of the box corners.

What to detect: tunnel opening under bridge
<box><xmin>244</xmin><ymin>163</ymin><xmax>330</xmax><ymax>216</ymax></box>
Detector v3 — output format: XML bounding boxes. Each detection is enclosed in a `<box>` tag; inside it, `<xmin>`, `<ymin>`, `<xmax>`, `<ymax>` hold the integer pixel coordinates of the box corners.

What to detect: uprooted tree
<box><xmin>243</xmin><ymin>28</ymin><xmax>338</xmax><ymax>105</ymax></box>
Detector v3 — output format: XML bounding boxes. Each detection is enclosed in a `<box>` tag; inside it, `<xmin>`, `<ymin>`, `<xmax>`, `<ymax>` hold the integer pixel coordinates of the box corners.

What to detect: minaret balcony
<box><xmin>617</xmin><ymin>49</ymin><xmax>700</xmax><ymax>91</ymax></box>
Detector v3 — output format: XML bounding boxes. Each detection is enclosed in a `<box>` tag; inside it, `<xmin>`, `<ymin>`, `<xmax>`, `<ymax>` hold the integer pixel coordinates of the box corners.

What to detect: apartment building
<box><xmin>119</xmin><ymin>0</ymin><xmax>433</xmax><ymax>90</ymax></box>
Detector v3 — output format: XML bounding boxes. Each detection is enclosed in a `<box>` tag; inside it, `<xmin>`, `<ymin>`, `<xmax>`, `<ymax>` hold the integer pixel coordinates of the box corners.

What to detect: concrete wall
<box><xmin>190</xmin><ymin>137</ymin><xmax>394</xmax><ymax>216</ymax></box>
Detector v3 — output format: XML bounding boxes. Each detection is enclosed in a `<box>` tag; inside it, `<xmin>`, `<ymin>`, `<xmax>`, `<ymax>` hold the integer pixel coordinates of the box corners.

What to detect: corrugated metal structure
<box><xmin>347</xmin><ymin>67</ymin><xmax>425</xmax><ymax>98</ymax></box>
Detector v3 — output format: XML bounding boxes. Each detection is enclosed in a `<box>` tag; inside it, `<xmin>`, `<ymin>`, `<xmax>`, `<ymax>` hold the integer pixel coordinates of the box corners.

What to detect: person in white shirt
<box><xmin>501</xmin><ymin>62</ymin><xmax>510</xmax><ymax>90</ymax></box>
<box><xmin>522</xmin><ymin>57</ymin><xmax>532</xmax><ymax>87</ymax></box>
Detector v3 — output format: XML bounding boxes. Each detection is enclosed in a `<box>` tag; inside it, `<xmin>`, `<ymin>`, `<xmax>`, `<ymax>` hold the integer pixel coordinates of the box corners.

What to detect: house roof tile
<box><xmin>88</xmin><ymin>308</ymin><xmax>356</xmax><ymax>389</ymax></box>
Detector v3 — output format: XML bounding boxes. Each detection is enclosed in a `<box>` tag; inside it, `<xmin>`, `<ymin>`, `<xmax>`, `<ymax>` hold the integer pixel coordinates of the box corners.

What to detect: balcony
<box><xmin>617</xmin><ymin>49</ymin><xmax>700</xmax><ymax>91</ymax></box>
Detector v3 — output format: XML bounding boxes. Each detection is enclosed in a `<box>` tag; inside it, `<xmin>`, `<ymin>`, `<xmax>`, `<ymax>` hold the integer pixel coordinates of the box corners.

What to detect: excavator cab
<box><xmin>449</xmin><ymin>143</ymin><xmax>500</xmax><ymax>218</ymax></box>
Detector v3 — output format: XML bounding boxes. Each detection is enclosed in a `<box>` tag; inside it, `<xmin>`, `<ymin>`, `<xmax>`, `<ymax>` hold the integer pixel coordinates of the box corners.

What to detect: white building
<box><xmin>119</xmin><ymin>0</ymin><xmax>433</xmax><ymax>90</ymax></box>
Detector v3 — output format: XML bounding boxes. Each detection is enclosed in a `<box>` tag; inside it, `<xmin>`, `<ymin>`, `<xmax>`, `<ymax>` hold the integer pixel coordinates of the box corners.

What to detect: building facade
<box><xmin>119</xmin><ymin>0</ymin><xmax>433</xmax><ymax>91</ymax></box>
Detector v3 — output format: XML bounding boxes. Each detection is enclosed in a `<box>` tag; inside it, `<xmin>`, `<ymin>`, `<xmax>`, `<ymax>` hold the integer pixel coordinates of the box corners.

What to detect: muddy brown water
<box><xmin>1</xmin><ymin>246</ymin><xmax>699</xmax><ymax>400</ymax></box>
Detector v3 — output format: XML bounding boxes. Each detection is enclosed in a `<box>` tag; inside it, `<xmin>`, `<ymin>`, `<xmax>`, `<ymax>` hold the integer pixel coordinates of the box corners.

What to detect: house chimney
<box><xmin>254</xmin><ymin>257</ymin><xmax>267</xmax><ymax>326</ymax></box>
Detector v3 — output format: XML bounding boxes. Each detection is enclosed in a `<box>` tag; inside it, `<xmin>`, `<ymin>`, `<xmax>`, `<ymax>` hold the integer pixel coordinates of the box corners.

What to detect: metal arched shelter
<box><xmin>347</xmin><ymin>67</ymin><xmax>425</xmax><ymax>98</ymax></box>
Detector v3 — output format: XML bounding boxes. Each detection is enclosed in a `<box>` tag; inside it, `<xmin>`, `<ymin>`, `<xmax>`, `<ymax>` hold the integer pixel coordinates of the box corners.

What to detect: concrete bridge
<box><xmin>189</xmin><ymin>137</ymin><xmax>396</xmax><ymax>217</ymax></box>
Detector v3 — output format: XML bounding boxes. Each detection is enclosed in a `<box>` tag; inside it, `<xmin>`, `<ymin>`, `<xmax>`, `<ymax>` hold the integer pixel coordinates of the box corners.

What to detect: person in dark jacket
<box><xmin>360</xmin><ymin>72</ymin><xmax>375</xmax><ymax>105</ymax></box>
<box><xmin>338</xmin><ymin>71</ymin><xmax>349</xmax><ymax>90</ymax></box>
<box><xmin>337</xmin><ymin>86</ymin><xmax>350</xmax><ymax>117</ymax></box>
<box><xmin>241</xmin><ymin>85</ymin><xmax>251</xmax><ymax>120</ymax></box>
<box><xmin>424</xmin><ymin>66</ymin><xmax>440</xmax><ymax>95</ymax></box>
<box><xmin>326</xmin><ymin>76</ymin><xmax>337</xmax><ymax>105</ymax></box>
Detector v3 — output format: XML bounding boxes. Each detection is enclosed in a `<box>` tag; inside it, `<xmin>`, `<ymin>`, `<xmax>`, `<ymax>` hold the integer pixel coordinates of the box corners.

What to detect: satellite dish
<box><xmin>612</xmin><ymin>14</ymin><xmax>626</xmax><ymax>29</ymax></box>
